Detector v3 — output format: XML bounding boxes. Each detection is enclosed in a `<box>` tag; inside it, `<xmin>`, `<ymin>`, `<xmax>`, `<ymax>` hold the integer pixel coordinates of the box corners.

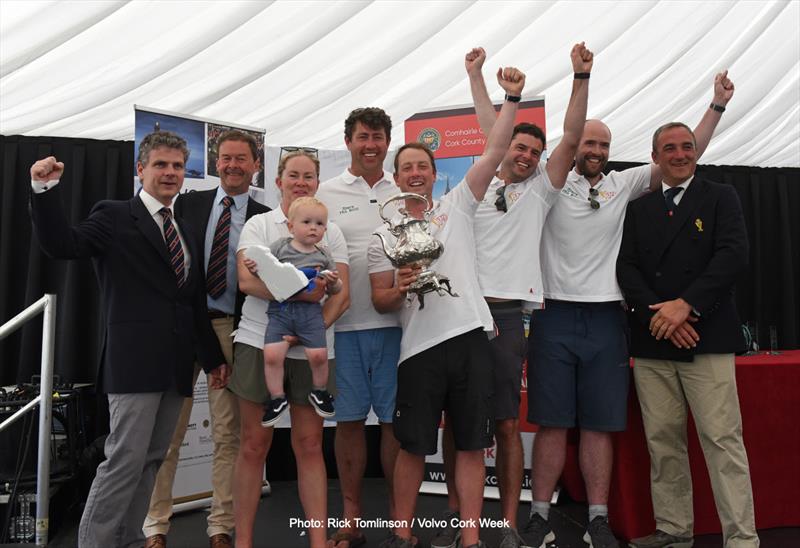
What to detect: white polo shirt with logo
<box><xmin>540</xmin><ymin>164</ymin><xmax>651</xmax><ymax>302</ymax></box>
<box><xmin>234</xmin><ymin>208</ymin><xmax>349</xmax><ymax>359</ymax></box>
<box><xmin>316</xmin><ymin>170</ymin><xmax>401</xmax><ymax>332</ymax></box>
<box><xmin>368</xmin><ymin>182</ymin><xmax>493</xmax><ymax>365</ymax></box>
<box><xmin>474</xmin><ymin>164</ymin><xmax>561</xmax><ymax>307</ymax></box>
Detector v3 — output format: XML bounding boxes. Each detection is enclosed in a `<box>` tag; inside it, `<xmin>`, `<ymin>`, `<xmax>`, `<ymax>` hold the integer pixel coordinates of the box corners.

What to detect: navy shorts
<box><xmin>394</xmin><ymin>329</ymin><xmax>495</xmax><ymax>455</ymax></box>
<box><xmin>527</xmin><ymin>300</ymin><xmax>629</xmax><ymax>432</ymax></box>
<box><xmin>264</xmin><ymin>301</ymin><xmax>326</xmax><ymax>349</ymax></box>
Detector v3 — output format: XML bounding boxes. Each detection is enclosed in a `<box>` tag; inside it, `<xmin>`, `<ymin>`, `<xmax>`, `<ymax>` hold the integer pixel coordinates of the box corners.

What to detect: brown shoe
<box><xmin>209</xmin><ymin>533</ymin><xmax>232</xmax><ymax>548</ymax></box>
<box><xmin>144</xmin><ymin>534</ymin><xmax>167</xmax><ymax>548</ymax></box>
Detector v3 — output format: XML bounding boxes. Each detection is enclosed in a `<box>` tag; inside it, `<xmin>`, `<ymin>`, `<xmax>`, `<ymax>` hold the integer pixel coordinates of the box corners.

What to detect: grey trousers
<box><xmin>78</xmin><ymin>391</ymin><xmax>184</xmax><ymax>548</ymax></box>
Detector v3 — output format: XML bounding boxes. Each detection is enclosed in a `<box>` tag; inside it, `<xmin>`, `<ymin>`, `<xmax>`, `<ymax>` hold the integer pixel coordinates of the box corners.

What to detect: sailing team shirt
<box><xmin>474</xmin><ymin>163</ymin><xmax>560</xmax><ymax>307</ymax></box>
<box><xmin>540</xmin><ymin>164</ymin><xmax>651</xmax><ymax>302</ymax></box>
<box><xmin>368</xmin><ymin>181</ymin><xmax>493</xmax><ymax>365</ymax></box>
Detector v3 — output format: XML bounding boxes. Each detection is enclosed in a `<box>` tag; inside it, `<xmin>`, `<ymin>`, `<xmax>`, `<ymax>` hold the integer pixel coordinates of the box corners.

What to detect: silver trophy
<box><xmin>373</xmin><ymin>192</ymin><xmax>457</xmax><ymax>309</ymax></box>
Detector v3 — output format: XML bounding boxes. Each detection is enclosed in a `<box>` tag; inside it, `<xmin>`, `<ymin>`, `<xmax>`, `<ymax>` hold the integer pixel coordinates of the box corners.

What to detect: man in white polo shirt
<box><xmin>432</xmin><ymin>44</ymin><xmax>593</xmax><ymax>548</ymax></box>
<box><xmin>315</xmin><ymin>108</ymin><xmax>401</xmax><ymax>548</ymax></box>
<box><xmin>368</xmin><ymin>66</ymin><xmax>525</xmax><ymax>548</ymax></box>
<box><xmin>523</xmin><ymin>71</ymin><xmax>735</xmax><ymax>548</ymax></box>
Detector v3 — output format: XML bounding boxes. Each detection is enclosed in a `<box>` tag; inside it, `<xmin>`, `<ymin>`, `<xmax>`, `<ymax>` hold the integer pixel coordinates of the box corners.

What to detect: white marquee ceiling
<box><xmin>1</xmin><ymin>0</ymin><xmax>799</xmax><ymax>167</ymax></box>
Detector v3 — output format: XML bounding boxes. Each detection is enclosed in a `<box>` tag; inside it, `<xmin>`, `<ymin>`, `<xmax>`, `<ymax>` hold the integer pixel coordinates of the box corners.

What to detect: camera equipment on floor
<box><xmin>0</xmin><ymin>378</ymin><xmax>91</xmax><ymax>543</ymax></box>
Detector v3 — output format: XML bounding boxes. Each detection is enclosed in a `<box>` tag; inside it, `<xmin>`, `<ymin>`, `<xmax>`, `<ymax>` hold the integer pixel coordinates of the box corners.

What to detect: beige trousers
<box><xmin>633</xmin><ymin>354</ymin><xmax>759</xmax><ymax>548</ymax></box>
<box><xmin>143</xmin><ymin>317</ymin><xmax>240</xmax><ymax>538</ymax></box>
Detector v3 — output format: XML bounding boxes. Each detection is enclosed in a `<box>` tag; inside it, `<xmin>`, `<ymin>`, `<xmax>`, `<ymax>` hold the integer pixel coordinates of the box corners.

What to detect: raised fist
<box><xmin>496</xmin><ymin>66</ymin><xmax>526</xmax><ymax>97</ymax></box>
<box><xmin>713</xmin><ymin>70</ymin><xmax>734</xmax><ymax>105</ymax></box>
<box><xmin>465</xmin><ymin>47</ymin><xmax>486</xmax><ymax>77</ymax></box>
<box><xmin>30</xmin><ymin>156</ymin><xmax>64</xmax><ymax>183</ymax></box>
<box><xmin>571</xmin><ymin>41</ymin><xmax>594</xmax><ymax>73</ymax></box>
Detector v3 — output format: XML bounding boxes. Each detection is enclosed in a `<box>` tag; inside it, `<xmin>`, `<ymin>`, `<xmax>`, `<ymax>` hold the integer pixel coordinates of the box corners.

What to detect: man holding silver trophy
<box><xmin>367</xmin><ymin>64</ymin><xmax>526</xmax><ymax>548</ymax></box>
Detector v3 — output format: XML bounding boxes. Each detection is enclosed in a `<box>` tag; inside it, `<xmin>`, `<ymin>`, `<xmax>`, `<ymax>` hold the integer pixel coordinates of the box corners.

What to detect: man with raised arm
<box><xmin>523</xmin><ymin>73</ymin><xmax>735</xmax><ymax>548</ymax></box>
<box><xmin>28</xmin><ymin>131</ymin><xmax>228</xmax><ymax>548</ymax></box>
<box><xmin>431</xmin><ymin>43</ymin><xmax>592</xmax><ymax>548</ymax></box>
<box><xmin>316</xmin><ymin>108</ymin><xmax>401</xmax><ymax>548</ymax></box>
<box><xmin>368</xmin><ymin>66</ymin><xmax>525</xmax><ymax>548</ymax></box>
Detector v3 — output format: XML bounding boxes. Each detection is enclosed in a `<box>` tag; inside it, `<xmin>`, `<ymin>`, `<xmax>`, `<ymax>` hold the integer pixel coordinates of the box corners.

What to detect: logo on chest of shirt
<box><xmin>430</xmin><ymin>212</ymin><xmax>448</xmax><ymax>229</ymax></box>
<box><xmin>506</xmin><ymin>189</ymin><xmax>522</xmax><ymax>205</ymax></box>
<box><xmin>338</xmin><ymin>205</ymin><xmax>360</xmax><ymax>215</ymax></box>
<box><xmin>561</xmin><ymin>186</ymin><xmax>579</xmax><ymax>198</ymax></box>
<box><xmin>596</xmin><ymin>189</ymin><xmax>617</xmax><ymax>200</ymax></box>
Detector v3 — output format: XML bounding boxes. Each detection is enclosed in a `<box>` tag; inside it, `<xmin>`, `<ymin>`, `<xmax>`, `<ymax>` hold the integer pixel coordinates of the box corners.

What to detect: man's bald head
<box><xmin>576</xmin><ymin>119</ymin><xmax>612</xmax><ymax>179</ymax></box>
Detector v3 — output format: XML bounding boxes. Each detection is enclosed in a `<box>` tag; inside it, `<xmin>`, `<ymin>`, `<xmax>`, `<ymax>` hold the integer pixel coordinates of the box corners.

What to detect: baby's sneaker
<box><xmin>308</xmin><ymin>389</ymin><xmax>335</xmax><ymax>418</ymax></box>
<box><xmin>261</xmin><ymin>396</ymin><xmax>289</xmax><ymax>427</ymax></box>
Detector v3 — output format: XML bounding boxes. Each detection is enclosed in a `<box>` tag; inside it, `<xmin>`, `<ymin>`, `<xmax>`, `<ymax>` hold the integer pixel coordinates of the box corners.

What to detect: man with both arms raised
<box><xmin>432</xmin><ymin>43</ymin><xmax>593</xmax><ymax>548</ymax></box>
<box><xmin>524</xmin><ymin>71</ymin><xmax>736</xmax><ymax>548</ymax></box>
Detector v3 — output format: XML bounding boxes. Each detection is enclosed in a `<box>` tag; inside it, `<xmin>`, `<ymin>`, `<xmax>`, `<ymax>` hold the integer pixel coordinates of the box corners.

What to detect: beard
<box><xmin>577</xmin><ymin>155</ymin><xmax>607</xmax><ymax>178</ymax></box>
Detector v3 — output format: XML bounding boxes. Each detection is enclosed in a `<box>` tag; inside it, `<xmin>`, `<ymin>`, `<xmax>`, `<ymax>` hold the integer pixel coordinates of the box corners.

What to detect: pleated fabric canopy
<box><xmin>1</xmin><ymin>0</ymin><xmax>798</xmax><ymax>166</ymax></box>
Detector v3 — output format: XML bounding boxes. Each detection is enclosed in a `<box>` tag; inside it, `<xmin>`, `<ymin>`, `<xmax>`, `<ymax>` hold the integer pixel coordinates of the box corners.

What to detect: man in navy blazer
<box><xmin>144</xmin><ymin>130</ymin><xmax>269</xmax><ymax>548</ymax></box>
<box><xmin>29</xmin><ymin>131</ymin><xmax>228</xmax><ymax>548</ymax></box>
<box><xmin>617</xmin><ymin>123</ymin><xmax>758</xmax><ymax>548</ymax></box>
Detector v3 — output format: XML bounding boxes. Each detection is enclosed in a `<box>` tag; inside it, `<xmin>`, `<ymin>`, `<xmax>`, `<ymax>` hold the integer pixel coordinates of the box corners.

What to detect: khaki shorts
<box><xmin>228</xmin><ymin>342</ymin><xmax>337</xmax><ymax>405</ymax></box>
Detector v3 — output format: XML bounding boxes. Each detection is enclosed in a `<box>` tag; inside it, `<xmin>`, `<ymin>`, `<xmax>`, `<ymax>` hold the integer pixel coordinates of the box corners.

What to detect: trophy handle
<box><xmin>378</xmin><ymin>192</ymin><xmax>431</xmax><ymax>224</ymax></box>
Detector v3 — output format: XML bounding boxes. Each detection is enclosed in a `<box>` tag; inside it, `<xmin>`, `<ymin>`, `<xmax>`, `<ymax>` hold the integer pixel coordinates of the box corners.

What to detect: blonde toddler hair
<box><xmin>287</xmin><ymin>196</ymin><xmax>328</xmax><ymax>222</ymax></box>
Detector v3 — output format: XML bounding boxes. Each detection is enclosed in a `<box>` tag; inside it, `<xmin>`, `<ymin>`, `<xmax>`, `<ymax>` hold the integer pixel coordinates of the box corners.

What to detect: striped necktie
<box><xmin>664</xmin><ymin>186</ymin><xmax>684</xmax><ymax>216</ymax></box>
<box><xmin>159</xmin><ymin>207</ymin><xmax>186</xmax><ymax>287</ymax></box>
<box><xmin>207</xmin><ymin>196</ymin><xmax>233</xmax><ymax>300</ymax></box>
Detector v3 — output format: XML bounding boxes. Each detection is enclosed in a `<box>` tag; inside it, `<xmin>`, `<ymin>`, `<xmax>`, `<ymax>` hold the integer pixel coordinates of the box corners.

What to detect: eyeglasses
<box><xmin>495</xmin><ymin>186</ymin><xmax>508</xmax><ymax>213</ymax></box>
<box><xmin>279</xmin><ymin>146</ymin><xmax>319</xmax><ymax>159</ymax></box>
<box><xmin>588</xmin><ymin>187</ymin><xmax>600</xmax><ymax>210</ymax></box>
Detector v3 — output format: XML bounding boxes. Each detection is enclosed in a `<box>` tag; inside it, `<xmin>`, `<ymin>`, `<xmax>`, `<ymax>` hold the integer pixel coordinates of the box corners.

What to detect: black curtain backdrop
<box><xmin>1</xmin><ymin>135</ymin><xmax>799</xmax><ymax>389</ymax></box>
<box><xmin>1</xmin><ymin>135</ymin><xmax>134</xmax><ymax>388</ymax></box>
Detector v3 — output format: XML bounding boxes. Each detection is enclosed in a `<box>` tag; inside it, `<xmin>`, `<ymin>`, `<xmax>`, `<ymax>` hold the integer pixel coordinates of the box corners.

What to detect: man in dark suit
<box><xmin>617</xmin><ymin>122</ymin><xmax>759</xmax><ymax>548</ymax></box>
<box><xmin>144</xmin><ymin>130</ymin><xmax>269</xmax><ymax>548</ymax></box>
<box><xmin>29</xmin><ymin>131</ymin><xmax>228</xmax><ymax>548</ymax></box>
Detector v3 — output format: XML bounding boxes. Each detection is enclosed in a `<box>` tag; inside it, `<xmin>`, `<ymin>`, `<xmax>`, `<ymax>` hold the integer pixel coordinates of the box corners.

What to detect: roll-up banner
<box><xmin>134</xmin><ymin>105</ymin><xmax>268</xmax><ymax>201</ymax></box>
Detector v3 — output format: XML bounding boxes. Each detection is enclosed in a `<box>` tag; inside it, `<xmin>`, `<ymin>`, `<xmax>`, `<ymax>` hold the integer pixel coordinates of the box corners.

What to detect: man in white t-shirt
<box><xmin>431</xmin><ymin>44</ymin><xmax>593</xmax><ymax>548</ymax></box>
<box><xmin>315</xmin><ymin>108</ymin><xmax>402</xmax><ymax>548</ymax></box>
<box><xmin>523</xmin><ymin>72</ymin><xmax>736</xmax><ymax>548</ymax></box>
<box><xmin>368</xmin><ymin>66</ymin><xmax>525</xmax><ymax>548</ymax></box>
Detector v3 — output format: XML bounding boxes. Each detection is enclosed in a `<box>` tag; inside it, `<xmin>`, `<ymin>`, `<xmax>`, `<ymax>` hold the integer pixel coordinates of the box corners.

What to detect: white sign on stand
<box><xmin>172</xmin><ymin>372</ymin><xmax>269</xmax><ymax>511</ymax></box>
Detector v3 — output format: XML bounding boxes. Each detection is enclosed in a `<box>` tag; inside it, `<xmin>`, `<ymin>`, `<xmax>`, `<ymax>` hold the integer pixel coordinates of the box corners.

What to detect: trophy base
<box><xmin>409</xmin><ymin>270</ymin><xmax>458</xmax><ymax>309</ymax></box>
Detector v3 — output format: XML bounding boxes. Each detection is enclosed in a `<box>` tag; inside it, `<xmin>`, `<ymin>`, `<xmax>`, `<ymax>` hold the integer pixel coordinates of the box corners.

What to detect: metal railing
<box><xmin>0</xmin><ymin>294</ymin><xmax>57</xmax><ymax>546</ymax></box>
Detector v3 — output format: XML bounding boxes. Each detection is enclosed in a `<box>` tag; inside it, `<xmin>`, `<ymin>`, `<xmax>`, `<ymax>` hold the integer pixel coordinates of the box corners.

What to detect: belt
<box><xmin>208</xmin><ymin>309</ymin><xmax>233</xmax><ymax>320</ymax></box>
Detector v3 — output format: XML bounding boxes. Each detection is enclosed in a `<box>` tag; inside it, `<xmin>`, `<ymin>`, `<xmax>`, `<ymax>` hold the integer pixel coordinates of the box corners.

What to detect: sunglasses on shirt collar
<box><xmin>495</xmin><ymin>186</ymin><xmax>508</xmax><ymax>213</ymax></box>
<box><xmin>588</xmin><ymin>187</ymin><xmax>600</xmax><ymax>210</ymax></box>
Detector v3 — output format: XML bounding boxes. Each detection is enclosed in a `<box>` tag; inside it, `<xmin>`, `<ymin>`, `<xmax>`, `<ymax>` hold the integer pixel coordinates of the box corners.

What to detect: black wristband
<box><xmin>504</xmin><ymin>94</ymin><xmax>521</xmax><ymax>103</ymax></box>
<box><xmin>574</xmin><ymin>72</ymin><xmax>591</xmax><ymax>79</ymax></box>
<box><xmin>710</xmin><ymin>102</ymin><xmax>726</xmax><ymax>113</ymax></box>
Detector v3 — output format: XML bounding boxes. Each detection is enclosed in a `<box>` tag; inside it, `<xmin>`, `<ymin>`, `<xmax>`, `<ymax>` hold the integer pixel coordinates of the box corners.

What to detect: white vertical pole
<box><xmin>35</xmin><ymin>294</ymin><xmax>56</xmax><ymax>547</ymax></box>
